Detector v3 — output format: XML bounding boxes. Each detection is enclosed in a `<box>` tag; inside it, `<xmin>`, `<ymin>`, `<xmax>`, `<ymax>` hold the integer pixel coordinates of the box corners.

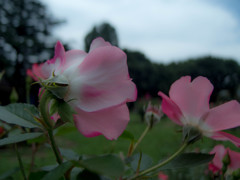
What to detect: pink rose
<box><xmin>209</xmin><ymin>145</ymin><xmax>240</xmax><ymax>173</ymax></box>
<box><xmin>28</xmin><ymin>37</ymin><xmax>137</xmax><ymax>140</ymax></box>
<box><xmin>158</xmin><ymin>76</ymin><xmax>240</xmax><ymax>146</ymax></box>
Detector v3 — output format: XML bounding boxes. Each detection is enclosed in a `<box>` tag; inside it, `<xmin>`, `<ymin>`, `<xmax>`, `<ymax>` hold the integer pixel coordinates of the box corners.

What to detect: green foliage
<box><xmin>125</xmin><ymin>51</ymin><xmax>240</xmax><ymax>100</ymax></box>
<box><xmin>130</xmin><ymin>153</ymin><xmax>153</xmax><ymax>172</ymax></box>
<box><xmin>76</xmin><ymin>154</ymin><xmax>125</xmax><ymax>178</ymax></box>
<box><xmin>0</xmin><ymin>0</ymin><xmax>63</xmax><ymax>103</ymax></box>
<box><xmin>56</xmin><ymin>100</ymin><xmax>76</xmax><ymax>123</ymax></box>
<box><xmin>160</xmin><ymin>153</ymin><xmax>214</xmax><ymax>170</ymax></box>
<box><xmin>119</xmin><ymin>130</ymin><xmax>135</xmax><ymax>142</ymax></box>
<box><xmin>0</xmin><ymin>132</ymin><xmax>43</xmax><ymax>146</ymax></box>
<box><xmin>9</xmin><ymin>88</ymin><xmax>19</xmax><ymax>103</ymax></box>
<box><xmin>42</xmin><ymin>161</ymin><xmax>73</xmax><ymax>180</ymax></box>
<box><xmin>0</xmin><ymin>167</ymin><xmax>19</xmax><ymax>180</ymax></box>
<box><xmin>59</xmin><ymin>148</ymin><xmax>80</xmax><ymax>161</ymax></box>
<box><xmin>0</xmin><ymin>103</ymin><xmax>41</xmax><ymax>128</ymax></box>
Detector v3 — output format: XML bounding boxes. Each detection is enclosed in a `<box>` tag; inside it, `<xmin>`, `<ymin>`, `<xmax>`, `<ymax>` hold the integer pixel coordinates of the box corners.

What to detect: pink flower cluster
<box><xmin>28</xmin><ymin>38</ymin><xmax>137</xmax><ymax>140</ymax></box>
<box><xmin>158</xmin><ymin>76</ymin><xmax>240</xmax><ymax>146</ymax></box>
<box><xmin>209</xmin><ymin>145</ymin><xmax>240</xmax><ymax>174</ymax></box>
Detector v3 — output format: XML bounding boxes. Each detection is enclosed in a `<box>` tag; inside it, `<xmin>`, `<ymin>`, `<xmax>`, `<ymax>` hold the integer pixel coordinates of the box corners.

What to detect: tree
<box><xmin>0</xmin><ymin>0</ymin><xmax>63</xmax><ymax>103</ymax></box>
<box><xmin>84</xmin><ymin>22</ymin><xmax>119</xmax><ymax>52</ymax></box>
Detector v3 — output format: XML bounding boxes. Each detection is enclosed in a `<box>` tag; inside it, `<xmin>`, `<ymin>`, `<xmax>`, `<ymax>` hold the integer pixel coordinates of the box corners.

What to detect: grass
<box><xmin>0</xmin><ymin>112</ymin><xmax>240</xmax><ymax>179</ymax></box>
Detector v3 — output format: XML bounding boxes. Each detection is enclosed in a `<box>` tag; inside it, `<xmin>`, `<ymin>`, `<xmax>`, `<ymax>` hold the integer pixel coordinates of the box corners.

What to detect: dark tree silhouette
<box><xmin>84</xmin><ymin>22</ymin><xmax>119</xmax><ymax>52</ymax></box>
<box><xmin>0</xmin><ymin>0</ymin><xmax>63</xmax><ymax>103</ymax></box>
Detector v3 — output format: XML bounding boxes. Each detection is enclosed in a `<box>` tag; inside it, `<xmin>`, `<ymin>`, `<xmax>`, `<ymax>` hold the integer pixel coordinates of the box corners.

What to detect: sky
<box><xmin>41</xmin><ymin>0</ymin><xmax>240</xmax><ymax>63</ymax></box>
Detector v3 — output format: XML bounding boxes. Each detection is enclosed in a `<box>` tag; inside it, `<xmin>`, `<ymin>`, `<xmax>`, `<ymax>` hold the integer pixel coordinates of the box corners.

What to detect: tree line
<box><xmin>1</xmin><ymin>0</ymin><xmax>239</xmax><ymax>105</ymax></box>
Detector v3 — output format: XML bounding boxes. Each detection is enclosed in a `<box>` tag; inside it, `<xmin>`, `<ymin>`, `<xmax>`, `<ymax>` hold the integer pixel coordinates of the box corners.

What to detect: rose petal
<box><xmin>227</xmin><ymin>148</ymin><xmax>240</xmax><ymax>170</ymax></box>
<box><xmin>65</xmin><ymin>50</ymin><xmax>87</xmax><ymax>68</ymax></box>
<box><xmin>89</xmin><ymin>37</ymin><xmax>111</xmax><ymax>52</ymax></box>
<box><xmin>69</xmin><ymin>45</ymin><xmax>137</xmax><ymax>112</ymax></box>
<box><xmin>62</xmin><ymin>50</ymin><xmax>87</xmax><ymax>79</ymax></box>
<box><xmin>204</xmin><ymin>100</ymin><xmax>240</xmax><ymax>132</ymax></box>
<box><xmin>158</xmin><ymin>92</ymin><xmax>183</xmax><ymax>125</ymax></box>
<box><xmin>209</xmin><ymin>145</ymin><xmax>226</xmax><ymax>170</ymax></box>
<box><xmin>210</xmin><ymin>131</ymin><xmax>240</xmax><ymax>147</ymax></box>
<box><xmin>52</xmin><ymin>41</ymin><xmax>66</xmax><ymax>69</ymax></box>
<box><xmin>26</xmin><ymin>69</ymin><xmax>38</xmax><ymax>81</ymax></box>
<box><xmin>73</xmin><ymin>104</ymin><xmax>130</xmax><ymax>140</ymax></box>
<box><xmin>169</xmin><ymin>76</ymin><xmax>213</xmax><ymax>118</ymax></box>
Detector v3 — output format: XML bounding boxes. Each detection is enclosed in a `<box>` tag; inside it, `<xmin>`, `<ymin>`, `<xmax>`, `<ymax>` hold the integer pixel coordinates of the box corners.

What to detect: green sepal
<box><xmin>54</xmin><ymin>99</ymin><xmax>76</xmax><ymax>123</ymax></box>
<box><xmin>41</xmin><ymin>75</ymin><xmax>68</xmax><ymax>99</ymax></box>
<box><xmin>182</xmin><ymin>125</ymin><xmax>202</xmax><ymax>144</ymax></box>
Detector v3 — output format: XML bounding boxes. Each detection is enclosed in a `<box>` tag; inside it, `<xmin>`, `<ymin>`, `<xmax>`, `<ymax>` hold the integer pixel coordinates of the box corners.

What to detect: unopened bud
<box><xmin>144</xmin><ymin>102</ymin><xmax>163</xmax><ymax>128</ymax></box>
<box><xmin>10</xmin><ymin>87</ymin><xmax>19</xmax><ymax>103</ymax></box>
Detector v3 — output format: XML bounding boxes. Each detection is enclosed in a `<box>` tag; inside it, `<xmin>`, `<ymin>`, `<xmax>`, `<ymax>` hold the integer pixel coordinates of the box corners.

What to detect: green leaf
<box><xmin>0</xmin><ymin>167</ymin><xmax>19</xmax><ymax>180</ymax></box>
<box><xmin>27</xmin><ymin>135</ymin><xmax>47</xmax><ymax>144</ymax></box>
<box><xmin>119</xmin><ymin>130</ymin><xmax>135</xmax><ymax>142</ymax></box>
<box><xmin>42</xmin><ymin>161</ymin><xmax>73</xmax><ymax>180</ymax></box>
<box><xmin>57</xmin><ymin>100</ymin><xmax>76</xmax><ymax>123</ymax></box>
<box><xmin>0</xmin><ymin>103</ymin><xmax>41</xmax><ymax>128</ymax></box>
<box><xmin>0</xmin><ymin>132</ymin><xmax>43</xmax><ymax>146</ymax></box>
<box><xmin>131</xmin><ymin>153</ymin><xmax>153</xmax><ymax>171</ymax></box>
<box><xmin>77</xmin><ymin>154</ymin><xmax>125</xmax><ymax>177</ymax></box>
<box><xmin>55</xmin><ymin>125</ymin><xmax>76</xmax><ymax>136</ymax></box>
<box><xmin>160</xmin><ymin>153</ymin><xmax>214</xmax><ymax>170</ymax></box>
<box><xmin>60</xmin><ymin>148</ymin><xmax>80</xmax><ymax>161</ymax></box>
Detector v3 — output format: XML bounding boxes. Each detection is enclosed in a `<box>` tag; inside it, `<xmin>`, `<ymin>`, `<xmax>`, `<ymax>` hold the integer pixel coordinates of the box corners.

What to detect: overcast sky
<box><xmin>41</xmin><ymin>0</ymin><xmax>240</xmax><ymax>63</ymax></box>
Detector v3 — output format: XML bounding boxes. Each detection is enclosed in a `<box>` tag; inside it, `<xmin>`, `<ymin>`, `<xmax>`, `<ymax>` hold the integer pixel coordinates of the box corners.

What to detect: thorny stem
<box><xmin>14</xmin><ymin>143</ymin><xmax>27</xmax><ymax>180</ymax></box>
<box><xmin>128</xmin><ymin>125</ymin><xmax>150</xmax><ymax>156</ymax></box>
<box><xmin>48</xmin><ymin>129</ymin><xmax>63</xmax><ymax>164</ymax></box>
<box><xmin>39</xmin><ymin>90</ymin><xmax>63</xmax><ymax>165</ymax></box>
<box><xmin>128</xmin><ymin>141</ymin><xmax>188</xmax><ymax>180</ymax></box>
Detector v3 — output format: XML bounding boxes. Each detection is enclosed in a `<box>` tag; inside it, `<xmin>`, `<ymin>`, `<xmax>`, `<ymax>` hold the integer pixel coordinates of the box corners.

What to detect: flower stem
<box><xmin>128</xmin><ymin>141</ymin><xmax>188</xmax><ymax>180</ymax></box>
<box><xmin>48</xmin><ymin>129</ymin><xmax>63</xmax><ymax>164</ymax></box>
<box><xmin>128</xmin><ymin>125</ymin><xmax>150</xmax><ymax>156</ymax></box>
<box><xmin>39</xmin><ymin>90</ymin><xmax>63</xmax><ymax>165</ymax></box>
<box><xmin>14</xmin><ymin>143</ymin><xmax>27</xmax><ymax>180</ymax></box>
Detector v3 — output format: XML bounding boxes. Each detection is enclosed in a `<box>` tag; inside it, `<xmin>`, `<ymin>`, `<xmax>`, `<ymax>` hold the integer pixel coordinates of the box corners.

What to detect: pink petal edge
<box><xmin>169</xmin><ymin>76</ymin><xmax>213</xmax><ymax>118</ymax></box>
<box><xmin>73</xmin><ymin>104</ymin><xmax>130</xmax><ymax>140</ymax></box>
<box><xmin>204</xmin><ymin>100</ymin><xmax>240</xmax><ymax>132</ymax></box>
<box><xmin>158</xmin><ymin>91</ymin><xmax>183</xmax><ymax>125</ymax></box>
<box><xmin>89</xmin><ymin>37</ymin><xmax>111</xmax><ymax>52</ymax></box>
<box><xmin>210</xmin><ymin>131</ymin><xmax>240</xmax><ymax>147</ymax></box>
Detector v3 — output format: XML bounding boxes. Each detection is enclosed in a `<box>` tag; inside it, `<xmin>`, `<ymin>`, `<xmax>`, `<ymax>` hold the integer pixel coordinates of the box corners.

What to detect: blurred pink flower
<box><xmin>28</xmin><ymin>37</ymin><xmax>137</xmax><ymax>140</ymax></box>
<box><xmin>158</xmin><ymin>171</ymin><xmax>168</xmax><ymax>180</ymax></box>
<box><xmin>145</xmin><ymin>102</ymin><xmax>163</xmax><ymax>126</ymax></box>
<box><xmin>209</xmin><ymin>145</ymin><xmax>240</xmax><ymax>173</ymax></box>
<box><xmin>158</xmin><ymin>76</ymin><xmax>240</xmax><ymax>146</ymax></box>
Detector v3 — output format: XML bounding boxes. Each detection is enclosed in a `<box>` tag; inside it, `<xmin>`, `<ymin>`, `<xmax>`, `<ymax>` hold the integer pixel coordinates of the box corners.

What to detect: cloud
<box><xmin>41</xmin><ymin>0</ymin><xmax>240</xmax><ymax>63</ymax></box>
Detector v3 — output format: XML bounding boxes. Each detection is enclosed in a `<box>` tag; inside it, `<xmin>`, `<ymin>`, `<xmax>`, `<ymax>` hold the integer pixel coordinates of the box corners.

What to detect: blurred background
<box><xmin>1</xmin><ymin>0</ymin><xmax>240</xmax><ymax>104</ymax></box>
<box><xmin>1</xmin><ymin>1</ymin><xmax>240</xmax><ymax>179</ymax></box>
